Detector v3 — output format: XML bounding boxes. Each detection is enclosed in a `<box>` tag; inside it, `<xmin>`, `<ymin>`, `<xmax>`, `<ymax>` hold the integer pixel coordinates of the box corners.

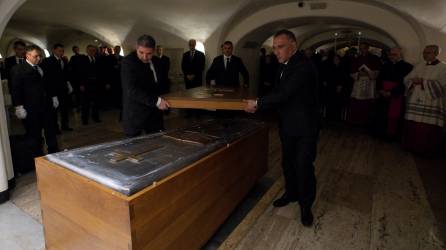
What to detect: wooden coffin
<box><xmin>162</xmin><ymin>86</ymin><xmax>255</xmax><ymax>110</ymax></box>
<box><xmin>36</xmin><ymin>119</ymin><xmax>268</xmax><ymax>250</ymax></box>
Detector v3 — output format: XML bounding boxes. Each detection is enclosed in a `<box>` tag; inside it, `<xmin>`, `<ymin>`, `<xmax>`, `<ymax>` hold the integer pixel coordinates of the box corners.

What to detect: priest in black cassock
<box><xmin>374</xmin><ymin>47</ymin><xmax>413</xmax><ymax>141</ymax></box>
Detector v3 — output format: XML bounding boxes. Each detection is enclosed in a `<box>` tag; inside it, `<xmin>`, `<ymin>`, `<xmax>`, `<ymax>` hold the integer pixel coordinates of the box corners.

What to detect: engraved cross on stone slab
<box><xmin>110</xmin><ymin>144</ymin><xmax>164</xmax><ymax>164</ymax></box>
<box><xmin>163</xmin><ymin>130</ymin><xmax>220</xmax><ymax>145</ymax></box>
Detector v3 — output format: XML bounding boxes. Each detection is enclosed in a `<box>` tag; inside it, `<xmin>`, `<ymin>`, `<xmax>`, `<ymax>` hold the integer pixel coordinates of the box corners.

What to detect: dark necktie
<box><xmin>226</xmin><ymin>58</ymin><xmax>230</xmax><ymax>70</ymax></box>
<box><xmin>279</xmin><ymin>64</ymin><xmax>285</xmax><ymax>79</ymax></box>
<box><xmin>58</xmin><ymin>59</ymin><xmax>64</xmax><ymax>69</ymax></box>
<box><xmin>33</xmin><ymin>65</ymin><xmax>42</xmax><ymax>77</ymax></box>
<box><xmin>190</xmin><ymin>51</ymin><xmax>194</xmax><ymax>60</ymax></box>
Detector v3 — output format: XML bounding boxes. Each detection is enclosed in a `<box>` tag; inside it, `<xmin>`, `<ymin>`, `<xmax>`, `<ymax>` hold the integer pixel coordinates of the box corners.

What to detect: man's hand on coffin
<box><xmin>186</xmin><ymin>74</ymin><xmax>195</xmax><ymax>81</ymax></box>
<box><xmin>244</xmin><ymin>99</ymin><xmax>257</xmax><ymax>113</ymax></box>
<box><xmin>157</xmin><ymin>98</ymin><xmax>170</xmax><ymax>110</ymax></box>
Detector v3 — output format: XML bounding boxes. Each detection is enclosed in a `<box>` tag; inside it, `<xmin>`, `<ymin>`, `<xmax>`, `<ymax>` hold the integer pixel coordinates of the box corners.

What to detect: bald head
<box><xmin>423</xmin><ymin>44</ymin><xmax>440</xmax><ymax>63</ymax></box>
<box><xmin>189</xmin><ymin>39</ymin><xmax>196</xmax><ymax>51</ymax></box>
<box><xmin>388</xmin><ymin>47</ymin><xmax>403</xmax><ymax>63</ymax></box>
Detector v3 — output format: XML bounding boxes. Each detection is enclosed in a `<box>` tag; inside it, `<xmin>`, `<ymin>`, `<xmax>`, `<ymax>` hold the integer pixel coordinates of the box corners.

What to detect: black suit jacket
<box><xmin>157</xmin><ymin>55</ymin><xmax>171</xmax><ymax>94</ymax></box>
<box><xmin>121</xmin><ymin>51</ymin><xmax>164</xmax><ymax>135</ymax></box>
<box><xmin>181</xmin><ymin>50</ymin><xmax>205</xmax><ymax>88</ymax></box>
<box><xmin>41</xmin><ymin>56</ymin><xmax>68</xmax><ymax>96</ymax></box>
<box><xmin>4</xmin><ymin>56</ymin><xmax>19</xmax><ymax>79</ymax></box>
<box><xmin>68</xmin><ymin>54</ymin><xmax>84</xmax><ymax>84</ymax></box>
<box><xmin>206</xmin><ymin>55</ymin><xmax>249</xmax><ymax>87</ymax></box>
<box><xmin>258</xmin><ymin>53</ymin><xmax>320</xmax><ymax>136</ymax></box>
<box><xmin>4</xmin><ymin>56</ymin><xmax>24</xmax><ymax>89</ymax></box>
<box><xmin>10</xmin><ymin>63</ymin><xmax>55</xmax><ymax>114</ymax></box>
<box><xmin>78</xmin><ymin>55</ymin><xmax>99</xmax><ymax>92</ymax></box>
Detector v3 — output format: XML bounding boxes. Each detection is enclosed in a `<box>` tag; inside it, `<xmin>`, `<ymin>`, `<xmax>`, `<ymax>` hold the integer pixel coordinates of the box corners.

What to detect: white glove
<box><xmin>67</xmin><ymin>81</ymin><xmax>73</xmax><ymax>94</ymax></box>
<box><xmin>15</xmin><ymin>106</ymin><xmax>27</xmax><ymax>119</ymax></box>
<box><xmin>52</xmin><ymin>96</ymin><xmax>59</xmax><ymax>109</ymax></box>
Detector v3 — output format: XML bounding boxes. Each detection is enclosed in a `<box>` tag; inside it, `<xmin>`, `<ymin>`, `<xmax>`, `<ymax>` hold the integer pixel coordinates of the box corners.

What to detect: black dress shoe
<box><xmin>273</xmin><ymin>192</ymin><xmax>298</xmax><ymax>207</ymax></box>
<box><xmin>300</xmin><ymin>206</ymin><xmax>314</xmax><ymax>227</ymax></box>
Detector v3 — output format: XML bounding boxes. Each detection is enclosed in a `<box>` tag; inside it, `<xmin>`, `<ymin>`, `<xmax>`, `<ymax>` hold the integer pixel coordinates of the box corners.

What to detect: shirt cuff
<box><xmin>156</xmin><ymin>97</ymin><xmax>161</xmax><ymax>107</ymax></box>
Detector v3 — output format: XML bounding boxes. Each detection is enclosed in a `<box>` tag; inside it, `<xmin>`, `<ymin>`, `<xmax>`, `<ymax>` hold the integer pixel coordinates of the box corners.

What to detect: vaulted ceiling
<box><xmin>2</xmin><ymin>0</ymin><xmax>446</xmax><ymax>54</ymax></box>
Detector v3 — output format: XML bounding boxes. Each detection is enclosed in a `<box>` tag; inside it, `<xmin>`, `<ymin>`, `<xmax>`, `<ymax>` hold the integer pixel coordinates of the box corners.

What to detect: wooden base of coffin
<box><xmin>36</xmin><ymin>127</ymin><xmax>268</xmax><ymax>250</ymax></box>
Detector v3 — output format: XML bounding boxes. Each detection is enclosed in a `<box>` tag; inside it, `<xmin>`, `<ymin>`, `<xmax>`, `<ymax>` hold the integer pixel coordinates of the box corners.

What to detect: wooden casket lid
<box><xmin>162</xmin><ymin>86</ymin><xmax>256</xmax><ymax>110</ymax></box>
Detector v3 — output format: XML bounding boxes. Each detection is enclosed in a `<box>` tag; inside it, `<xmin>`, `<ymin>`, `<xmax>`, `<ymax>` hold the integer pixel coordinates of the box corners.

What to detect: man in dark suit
<box><xmin>10</xmin><ymin>45</ymin><xmax>59</xmax><ymax>156</ymax></box>
<box><xmin>109</xmin><ymin>45</ymin><xmax>124</xmax><ymax>110</ymax></box>
<box><xmin>42</xmin><ymin>43</ymin><xmax>73</xmax><ymax>131</ymax></box>
<box><xmin>68</xmin><ymin>45</ymin><xmax>84</xmax><ymax>110</ymax></box>
<box><xmin>245</xmin><ymin>30</ymin><xmax>320</xmax><ymax>227</ymax></box>
<box><xmin>121</xmin><ymin>35</ymin><xmax>170</xmax><ymax>137</ymax></box>
<box><xmin>156</xmin><ymin>45</ymin><xmax>171</xmax><ymax>94</ymax></box>
<box><xmin>4</xmin><ymin>41</ymin><xmax>26</xmax><ymax>89</ymax></box>
<box><xmin>79</xmin><ymin>45</ymin><xmax>101</xmax><ymax>124</ymax></box>
<box><xmin>206</xmin><ymin>41</ymin><xmax>249</xmax><ymax>88</ymax></box>
<box><xmin>181</xmin><ymin>39</ymin><xmax>205</xmax><ymax>89</ymax></box>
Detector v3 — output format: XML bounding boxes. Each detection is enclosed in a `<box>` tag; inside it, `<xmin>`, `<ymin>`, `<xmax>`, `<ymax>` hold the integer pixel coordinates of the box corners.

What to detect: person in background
<box><xmin>42</xmin><ymin>43</ymin><xmax>74</xmax><ymax>132</ymax></box>
<box><xmin>206</xmin><ymin>41</ymin><xmax>249</xmax><ymax>88</ymax></box>
<box><xmin>402</xmin><ymin>45</ymin><xmax>446</xmax><ymax>155</ymax></box>
<box><xmin>181</xmin><ymin>39</ymin><xmax>205</xmax><ymax>118</ymax></box>
<box><xmin>10</xmin><ymin>45</ymin><xmax>59</xmax><ymax>156</ymax></box>
<box><xmin>348</xmin><ymin>42</ymin><xmax>381</xmax><ymax>127</ymax></box>
<box><xmin>156</xmin><ymin>45</ymin><xmax>171</xmax><ymax>94</ymax></box>
<box><xmin>79</xmin><ymin>45</ymin><xmax>101</xmax><ymax>124</ymax></box>
<box><xmin>374</xmin><ymin>47</ymin><xmax>413</xmax><ymax>141</ymax></box>
<box><xmin>4</xmin><ymin>41</ymin><xmax>26</xmax><ymax>90</ymax></box>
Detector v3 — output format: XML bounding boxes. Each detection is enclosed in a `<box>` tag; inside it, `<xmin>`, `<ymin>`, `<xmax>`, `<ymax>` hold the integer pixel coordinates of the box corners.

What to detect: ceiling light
<box><xmin>196</xmin><ymin>41</ymin><xmax>205</xmax><ymax>54</ymax></box>
<box><xmin>43</xmin><ymin>49</ymin><xmax>50</xmax><ymax>58</ymax></box>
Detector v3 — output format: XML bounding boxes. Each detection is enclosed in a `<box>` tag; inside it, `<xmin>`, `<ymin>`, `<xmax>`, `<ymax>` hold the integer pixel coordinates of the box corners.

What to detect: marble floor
<box><xmin>2</xmin><ymin>110</ymin><xmax>446</xmax><ymax>250</ymax></box>
<box><xmin>221</xmin><ymin>125</ymin><xmax>446</xmax><ymax>250</ymax></box>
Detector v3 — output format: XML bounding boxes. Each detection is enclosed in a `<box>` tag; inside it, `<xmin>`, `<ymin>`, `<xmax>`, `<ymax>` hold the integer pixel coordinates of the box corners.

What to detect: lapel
<box><xmin>25</xmin><ymin>63</ymin><xmax>43</xmax><ymax>79</ymax></box>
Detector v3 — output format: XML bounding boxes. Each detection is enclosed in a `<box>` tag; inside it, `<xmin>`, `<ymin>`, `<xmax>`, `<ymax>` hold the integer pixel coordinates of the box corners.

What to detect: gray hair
<box><xmin>137</xmin><ymin>35</ymin><xmax>156</xmax><ymax>49</ymax></box>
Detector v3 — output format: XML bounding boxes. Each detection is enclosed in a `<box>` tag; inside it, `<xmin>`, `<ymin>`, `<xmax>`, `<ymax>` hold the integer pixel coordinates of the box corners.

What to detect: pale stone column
<box><xmin>0</xmin><ymin>0</ymin><xmax>26</xmax><ymax>203</ymax></box>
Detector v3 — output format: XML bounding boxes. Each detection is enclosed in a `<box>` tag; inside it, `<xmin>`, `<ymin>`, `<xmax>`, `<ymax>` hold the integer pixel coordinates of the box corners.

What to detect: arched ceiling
<box><xmin>8</xmin><ymin>0</ymin><xmax>253</xmax><ymax>45</ymax></box>
<box><xmin>2</xmin><ymin>0</ymin><xmax>446</xmax><ymax>52</ymax></box>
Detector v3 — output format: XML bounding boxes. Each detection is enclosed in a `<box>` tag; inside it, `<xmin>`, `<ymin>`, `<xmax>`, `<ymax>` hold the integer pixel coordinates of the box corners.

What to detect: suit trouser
<box><xmin>280</xmin><ymin>132</ymin><xmax>318</xmax><ymax>208</ymax></box>
<box><xmin>80</xmin><ymin>88</ymin><xmax>99</xmax><ymax>123</ymax></box>
<box><xmin>125</xmin><ymin>111</ymin><xmax>164</xmax><ymax>138</ymax></box>
<box><xmin>23</xmin><ymin>109</ymin><xmax>59</xmax><ymax>155</ymax></box>
<box><xmin>185</xmin><ymin>79</ymin><xmax>202</xmax><ymax>117</ymax></box>
<box><xmin>57</xmin><ymin>92</ymin><xmax>71</xmax><ymax>128</ymax></box>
